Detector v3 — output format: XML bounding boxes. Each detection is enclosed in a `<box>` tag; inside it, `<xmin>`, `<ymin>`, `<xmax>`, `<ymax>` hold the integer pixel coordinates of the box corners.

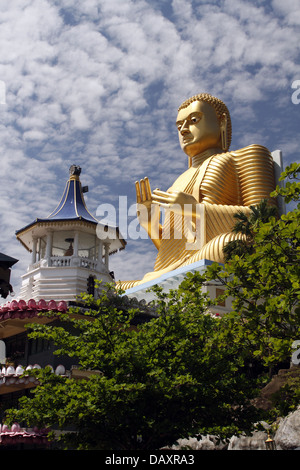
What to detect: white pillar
<box><xmin>73</xmin><ymin>231</ymin><xmax>79</xmax><ymax>257</ymax></box>
<box><xmin>97</xmin><ymin>240</ymin><xmax>103</xmax><ymax>261</ymax></box>
<box><xmin>37</xmin><ymin>238</ymin><xmax>41</xmax><ymax>261</ymax></box>
<box><xmin>32</xmin><ymin>237</ymin><xmax>37</xmax><ymax>264</ymax></box>
<box><xmin>46</xmin><ymin>232</ymin><xmax>53</xmax><ymax>265</ymax></box>
<box><xmin>104</xmin><ymin>243</ymin><xmax>110</xmax><ymax>269</ymax></box>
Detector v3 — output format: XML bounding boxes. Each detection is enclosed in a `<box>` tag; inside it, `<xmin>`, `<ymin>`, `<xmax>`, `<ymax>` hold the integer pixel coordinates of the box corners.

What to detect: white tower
<box><xmin>15</xmin><ymin>165</ymin><xmax>125</xmax><ymax>302</ymax></box>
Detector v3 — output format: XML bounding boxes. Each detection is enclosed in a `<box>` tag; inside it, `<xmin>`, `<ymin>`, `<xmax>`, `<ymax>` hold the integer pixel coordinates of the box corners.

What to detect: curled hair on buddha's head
<box><xmin>178</xmin><ymin>93</ymin><xmax>232</xmax><ymax>151</ymax></box>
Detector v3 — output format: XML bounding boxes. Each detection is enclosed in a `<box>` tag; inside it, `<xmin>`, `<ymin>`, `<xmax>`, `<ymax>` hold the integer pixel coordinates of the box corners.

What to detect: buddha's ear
<box><xmin>220</xmin><ymin>112</ymin><xmax>228</xmax><ymax>151</ymax></box>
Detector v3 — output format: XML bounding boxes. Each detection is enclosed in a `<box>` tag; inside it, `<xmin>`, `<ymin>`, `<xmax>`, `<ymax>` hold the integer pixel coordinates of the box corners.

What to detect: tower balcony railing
<box><xmin>51</xmin><ymin>256</ymin><xmax>98</xmax><ymax>270</ymax></box>
<box><xmin>50</xmin><ymin>255</ymin><xmax>73</xmax><ymax>267</ymax></box>
<box><xmin>30</xmin><ymin>256</ymin><xmax>101</xmax><ymax>271</ymax></box>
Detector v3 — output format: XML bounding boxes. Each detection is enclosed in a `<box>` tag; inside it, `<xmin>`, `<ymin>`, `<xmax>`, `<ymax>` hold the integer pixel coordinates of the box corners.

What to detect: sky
<box><xmin>0</xmin><ymin>0</ymin><xmax>299</xmax><ymax>299</ymax></box>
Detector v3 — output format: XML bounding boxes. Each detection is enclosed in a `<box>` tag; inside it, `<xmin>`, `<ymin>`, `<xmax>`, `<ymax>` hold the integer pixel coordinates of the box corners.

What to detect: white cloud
<box><xmin>70</xmin><ymin>107</ymin><xmax>90</xmax><ymax>130</ymax></box>
<box><xmin>272</xmin><ymin>0</ymin><xmax>300</xmax><ymax>25</ymax></box>
<box><xmin>23</xmin><ymin>130</ymin><xmax>48</xmax><ymax>141</ymax></box>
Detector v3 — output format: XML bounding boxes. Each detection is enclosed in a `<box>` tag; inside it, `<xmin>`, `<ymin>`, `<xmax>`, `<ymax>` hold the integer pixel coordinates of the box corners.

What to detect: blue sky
<box><xmin>0</xmin><ymin>0</ymin><xmax>299</xmax><ymax>298</ymax></box>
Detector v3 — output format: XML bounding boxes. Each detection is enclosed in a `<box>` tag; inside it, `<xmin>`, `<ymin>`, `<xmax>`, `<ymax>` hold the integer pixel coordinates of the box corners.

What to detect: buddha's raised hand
<box><xmin>135</xmin><ymin>177</ymin><xmax>161</xmax><ymax>249</ymax></box>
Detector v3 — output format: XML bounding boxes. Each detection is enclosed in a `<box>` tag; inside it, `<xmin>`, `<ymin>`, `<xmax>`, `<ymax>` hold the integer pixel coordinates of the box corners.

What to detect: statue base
<box><xmin>124</xmin><ymin>259</ymin><xmax>231</xmax><ymax>316</ymax></box>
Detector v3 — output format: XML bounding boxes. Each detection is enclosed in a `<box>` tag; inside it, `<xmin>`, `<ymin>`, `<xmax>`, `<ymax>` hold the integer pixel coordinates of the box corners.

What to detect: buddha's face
<box><xmin>176</xmin><ymin>100</ymin><xmax>222</xmax><ymax>157</ymax></box>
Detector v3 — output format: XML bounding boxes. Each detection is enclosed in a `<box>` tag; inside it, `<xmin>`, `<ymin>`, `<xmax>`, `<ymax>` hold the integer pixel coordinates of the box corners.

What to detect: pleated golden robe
<box><xmin>121</xmin><ymin>145</ymin><xmax>276</xmax><ymax>289</ymax></box>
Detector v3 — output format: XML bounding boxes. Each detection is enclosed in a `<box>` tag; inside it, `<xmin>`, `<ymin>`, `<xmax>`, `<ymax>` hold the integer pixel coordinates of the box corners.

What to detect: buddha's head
<box><xmin>176</xmin><ymin>93</ymin><xmax>232</xmax><ymax>158</ymax></box>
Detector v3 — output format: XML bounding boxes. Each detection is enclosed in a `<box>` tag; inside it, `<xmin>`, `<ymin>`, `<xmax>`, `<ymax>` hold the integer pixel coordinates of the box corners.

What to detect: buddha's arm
<box><xmin>196</xmin><ymin>202</ymin><xmax>251</xmax><ymax>246</ymax></box>
<box><xmin>152</xmin><ymin>189</ymin><xmax>249</xmax><ymax>236</ymax></box>
<box><xmin>152</xmin><ymin>152</ymin><xmax>241</xmax><ymax>213</ymax></box>
<box><xmin>152</xmin><ymin>190</ymin><xmax>198</xmax><ymax>217</ymax></box>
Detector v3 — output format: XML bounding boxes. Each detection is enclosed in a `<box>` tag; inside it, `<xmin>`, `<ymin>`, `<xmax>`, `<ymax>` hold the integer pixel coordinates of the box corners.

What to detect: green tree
<box><xmin>272</xmin><ymin>162</ymin><xmax>300</xmax><ymax>204</ymax></box>
<box><xmin>5</xmin><ymin>280</ymin><xmax>262</xmax><ymax>450</ymax></box>
<box><xmin>223</xmin><ymin>199</ymin><xmax>278</xmax><ymax>260</ymax></box>
<box><xmin>207</xmin><ymin>162</ymin><xmax>300</xmax><ymax>374</ymax></box>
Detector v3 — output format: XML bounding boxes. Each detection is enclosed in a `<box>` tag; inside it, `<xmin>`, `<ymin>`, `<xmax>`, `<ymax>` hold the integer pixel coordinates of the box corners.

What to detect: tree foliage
<box><xmin>223</xmin><ymin>199</ymin><xmax>278</xmax><ymax>260</ymax></box>
<box><xmin>5</xmin><ymin>280</ymin><xmax>262</xmax><ymax>450</ymax></box>
<box><xmin>206</xmin><ymin>162</ymin><xmax>300</xmax><ymax>372</ymax></box>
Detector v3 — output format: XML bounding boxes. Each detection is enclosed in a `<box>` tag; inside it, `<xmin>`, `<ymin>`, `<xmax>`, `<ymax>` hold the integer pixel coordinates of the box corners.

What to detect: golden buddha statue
<box><xmin>120</xmin><ymin>93</ymin><xmax>277</xmax><ymax>289</ymax></box>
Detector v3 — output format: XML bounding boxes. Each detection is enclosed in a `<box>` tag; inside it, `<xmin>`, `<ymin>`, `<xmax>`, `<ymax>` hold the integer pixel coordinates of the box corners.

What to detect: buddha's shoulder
<box><xmin>205</xmin><ymin>145</ymin><xmax>273</xmax><ymax>172</ymax></box>
<box><xmin>230</xmin><ymin>144</ymin><xmax>272</xmax><ymax>158</ymax></box>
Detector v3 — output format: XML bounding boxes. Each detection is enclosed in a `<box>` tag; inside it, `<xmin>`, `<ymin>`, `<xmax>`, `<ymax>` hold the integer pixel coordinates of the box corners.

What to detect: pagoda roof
<box><xmin>15</xmin><ymin>165</ymin><xmax>126</xmax><ymax>253</ymax></box>
<box><xmin>46</xmin><ymin>166</ymin><xmax>99</xmax><ymax>224</ymax></box>
<box><xmin>17</xmin><ymin>165</ymin><xmax>98</xmax><ymax>233</ymax></box>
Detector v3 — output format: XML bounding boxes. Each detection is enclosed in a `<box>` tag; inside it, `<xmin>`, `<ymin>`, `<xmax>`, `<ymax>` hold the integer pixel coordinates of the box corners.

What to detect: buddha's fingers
<box><xmin>153</xmin><ymin>189</ymin><xmax>170</xmax><ymax>197</ymax></box>
<box><xmin>140</xmin><ymin>178</ymin><xmax>148</xmax><ymax>202</ymax></box>
<box><xmin>153</xmin><ymin>200</ymin><xmax>170</xmax><ymax>209</ymax></box>
<box><xmin>144</xmin><ymin>177</ymin><xmax>151</xmax><ymax>200</ymax></box>
<box><xmin>135</xmin><ymin>181</ymin><xmax>142</xmax><ymax>203</ymax></box>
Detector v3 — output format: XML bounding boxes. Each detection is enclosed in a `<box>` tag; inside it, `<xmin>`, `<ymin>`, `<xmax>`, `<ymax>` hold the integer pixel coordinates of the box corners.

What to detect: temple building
<box><xmin>0</xmin><ymin>165</ymin><xmax>126</xmax><ymax>448</ymax></box>
<box><xmin>0</xmin><ymin>253</ymin><xmax>18</xmax><ymax>299</ymax></box>
<box><xmin>16</xmin><ymin>165</ymin><xmax>125</xmax><ymax>302</ymax></box>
